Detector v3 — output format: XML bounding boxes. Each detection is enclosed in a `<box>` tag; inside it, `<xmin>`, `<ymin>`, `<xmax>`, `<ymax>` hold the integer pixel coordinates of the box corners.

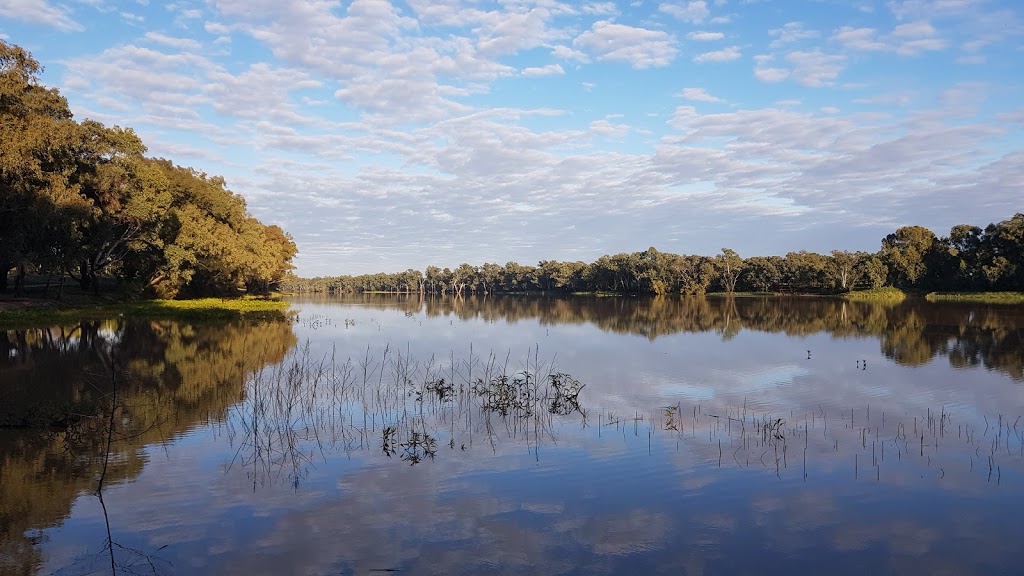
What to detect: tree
<box><xmin>478</xmin><ymin>262</ymin><xmax>502</xmax><ymax>294</ymax></box>
<box><xmin>858</xmin><ymin>255</ymin><xmax>888</xmax><ymax>289</ymax></box>
<box><xmin>742</xmin><ymin>256</ymin><xmax>782</xmax><ymax>292</ymax></box>
<box><xmin>715</xmin><ymin>248</ymin><xmax>744</xmax><ymax>293</ymax></box>
<box><xmin>826</xmin><ymin>250</ymin><xmax>863</xmax><ymax>292</ymax></box>
<box><xmin>881</xmin><ymin>225</ymin><xmax>937</xmax><ymax>288</ymax></box>
<box><xmin>948</xmin><ymin>224</ymin><xmax>984</xmax><ymax>289</ymax></box>
<box><xmin>451</xmin><ymin>263</ymin><xmax>476</xmax><ymax>296</ymax></box>
<box><xmin>1</xmin><ymin>42</ymin><xmax>297</xmax><ymax>298</ymax></box>
<box><xmin>69</xmin><ymin>120</ymin><xmax>151</xmax><ymax>291</ymax></box>
<box><xmin>781</xmin><ymin>251</ymin><xmax>829</xmax><ymax>292</ymax></box>
<box><xmin>0</xmin><ymin>40</ymin><xmax>80</xmax><ymax>294</ymax></box>
<box><xmin>978</xmin><ymin>214</ymin><xmax>1024</xmax><ymax>290</ymax></box>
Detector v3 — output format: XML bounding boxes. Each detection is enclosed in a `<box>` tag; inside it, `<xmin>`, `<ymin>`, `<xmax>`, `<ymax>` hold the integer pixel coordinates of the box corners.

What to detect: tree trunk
<box><xmin>14</xmin><ymin>262</ymin><xmax>27</xmax><ymax>296</ymax></box>
<box><xmin>79</xmin><ymin>261</ymin><xmax>91</xmax><ymax>290</ymax></box>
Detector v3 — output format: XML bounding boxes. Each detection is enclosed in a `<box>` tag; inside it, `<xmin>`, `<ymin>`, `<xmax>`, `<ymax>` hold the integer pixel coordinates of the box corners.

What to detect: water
<box><xmin>2</xmin><ymin>295</ymin><xmax>1023</xmax><ymax>575</ymax></box>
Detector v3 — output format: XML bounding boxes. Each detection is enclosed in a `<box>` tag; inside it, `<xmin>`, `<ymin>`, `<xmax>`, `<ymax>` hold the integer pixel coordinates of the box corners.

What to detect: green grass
<box><xmin>925</xmin><ymin>291</ymin><xmax>1024</xmax><ymax>304</ymax></box>
<box><xmin>842</xmin><ymin>287</ymin><xmax>907</xmax><ymax>302</ymax></box>
<box><xmin>706</xmin><ymin>291</ymin><xmax>783</xmax><ymax>297</ymax></box>
<box><xmin>0</xmin><ymin>297</ymin><xmax>290</xmax><ymax>328</ymax></box>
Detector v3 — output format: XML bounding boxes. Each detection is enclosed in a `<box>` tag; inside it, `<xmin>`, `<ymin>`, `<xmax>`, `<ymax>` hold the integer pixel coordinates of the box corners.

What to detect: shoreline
<box><xmin>0</xmin><ymin>296</ymin><xmax>290</xmax><ymax>328</ymax></box>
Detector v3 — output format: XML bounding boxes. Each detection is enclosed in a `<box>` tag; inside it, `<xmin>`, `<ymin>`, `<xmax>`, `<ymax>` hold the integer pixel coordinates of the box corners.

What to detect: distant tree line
<box><xmin>286</xmin><ymin>214</ymin><xmax>1024</xmax><ymax>296</ymax></box>
<box><xmin>1</xmin><ymin>41</ymin><xmax>296</xmax><ymax>298</ymax></box>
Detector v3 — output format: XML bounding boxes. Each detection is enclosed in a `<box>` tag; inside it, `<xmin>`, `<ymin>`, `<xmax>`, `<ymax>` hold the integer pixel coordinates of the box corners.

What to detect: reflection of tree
<box><xmin>300</xmin><ymin>294</ymin><xmax>1024</xmax><ymax>380</ymax></box>
<box><xmin>0</xmin><ymin>317</ymin><xmax>295</xmax><ymax>575</ymax></box>
<box><xmin>878</xmin><ymin>310</ymin><xmax>941</xmax><ymax>366</ymax></box>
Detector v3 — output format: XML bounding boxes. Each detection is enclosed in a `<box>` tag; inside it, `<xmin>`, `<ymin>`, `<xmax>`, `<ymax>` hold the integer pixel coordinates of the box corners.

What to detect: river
<box><xmin>2</xmin><ymin>295</ymin><xmax>1022</xmax><ymax>575</ymax></box>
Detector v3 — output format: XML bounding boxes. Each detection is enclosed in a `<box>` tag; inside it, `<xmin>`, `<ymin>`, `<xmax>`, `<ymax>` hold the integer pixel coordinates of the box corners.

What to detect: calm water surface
<box><xmin>2</xmin><ymin>295</ymin><xmax>1023</xmax><ymax>575</ymax></box>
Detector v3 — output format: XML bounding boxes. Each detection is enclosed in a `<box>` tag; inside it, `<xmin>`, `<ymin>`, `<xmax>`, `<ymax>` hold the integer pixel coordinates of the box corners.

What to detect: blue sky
<box><xmin>2</xmin><ymin>0</ymin><xmax>1022</xmax><ymax>276</ymax></box>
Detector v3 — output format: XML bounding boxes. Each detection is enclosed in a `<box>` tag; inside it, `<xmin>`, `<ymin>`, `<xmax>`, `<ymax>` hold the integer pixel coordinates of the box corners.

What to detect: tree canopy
<box><xmin>0</xmin><ymin>41</ymin><xmax>296</xmax><ymax>298</ymax></box>
<box><xmin>286</xmin><ymin>214</ymin><xmax>1024</xmax><ymax>297</ymax></box>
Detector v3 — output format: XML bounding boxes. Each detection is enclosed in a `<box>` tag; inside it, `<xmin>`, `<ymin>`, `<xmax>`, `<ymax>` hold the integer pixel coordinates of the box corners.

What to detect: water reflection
<box><xmin>0</xmin><ymin>318</ymin><xmax>295</xmax><ymax>576</ymax></box>
<box><xmin>2</xmin><ymin>296</ymin><xmax>1023</xmax><ymax>575</ymax></box>
<box><xmin>298</xmin><ymin>293</ymin><xmax>1024</xmax><ymax>380</ymax></box>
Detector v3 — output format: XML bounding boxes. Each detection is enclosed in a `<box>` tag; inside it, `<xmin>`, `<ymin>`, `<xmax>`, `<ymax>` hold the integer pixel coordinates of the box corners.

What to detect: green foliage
<box><xmin>925</xmin><ymin>292</ymin><xmax>1024</xmax><ymax>304</ymax></box>
<box><xmin>843</xmin><ymin>287</ymin><xmax>907</xmax><ymax>302</ymax></box>
<box><xmin>285</xmin><ymin>211</ymin><xmax>1024</xmax><ymax>299</ymax></box>
<box><xmin>881</xmin><ymin>225</ymin><xmax>937</xmax><ymax>289</ymax></box>
<box><xmin>0</xmin><ymin>41</ymin><xmax>296</xmax><ymax>299</ymax></box>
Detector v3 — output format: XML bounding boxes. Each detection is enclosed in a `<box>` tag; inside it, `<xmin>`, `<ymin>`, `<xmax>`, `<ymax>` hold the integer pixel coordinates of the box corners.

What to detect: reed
<box><xmin>220</xmin><ymin>342</ymin><xmax>589</xmax><ymax>487</ymax></box>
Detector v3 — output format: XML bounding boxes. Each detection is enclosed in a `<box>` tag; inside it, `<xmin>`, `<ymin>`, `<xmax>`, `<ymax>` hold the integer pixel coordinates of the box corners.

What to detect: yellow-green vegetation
<box><xmin>706</xmin><ymin>291</ymin><xmax>781</xmax><ymax>297</ymax></box>
<box><xmin>843</xmin><ymin>287</ymin><xmax>907</xmax><ymax>302</ymax></box>
<box><xmin>0</xmin><ymin>297</ymin><xmax>289</xmax><ymax>329</ymax></box>
<box><xmin>1</xmin><ymin>41</ymin><xmax>296</xmax><ymax>299</ymax></box>
<box><xmin>925</xmin><ymin>292</ymin><xmax>1024</xmax><ymax>304</ymax></box>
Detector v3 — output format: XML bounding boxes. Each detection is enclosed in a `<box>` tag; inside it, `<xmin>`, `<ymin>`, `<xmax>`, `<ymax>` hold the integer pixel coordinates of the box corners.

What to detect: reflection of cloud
<box><xmin>578</xmin><ymin>509</ymin><xmax>671</xmax><ymax>556</ymax></box>
<box><xmin>833</xmin><ymin>520</ymin><xmax>937</xmax><ymax>554</ymax></box>
<box><xmin>23</xmin><ymin>298</ymin><xmax>1024</xmax><ymax>574</ymax></box>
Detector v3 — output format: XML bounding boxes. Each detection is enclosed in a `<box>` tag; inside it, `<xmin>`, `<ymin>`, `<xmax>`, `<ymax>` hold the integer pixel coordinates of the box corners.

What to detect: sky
<box><xmin>1</xmin><ymin>0</ymin><xmax>1022</xmax><ymax>277</ymax></box>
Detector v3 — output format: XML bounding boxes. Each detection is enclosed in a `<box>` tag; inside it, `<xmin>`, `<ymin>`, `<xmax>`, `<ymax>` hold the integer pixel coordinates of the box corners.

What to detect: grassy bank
<box><xmin>706</xmin><ymin>291</ymin><xmax>783</xmax><ymax>297</ymax></box>
<box><xmin>925</xmin><ymin>291</ymin><xmax>1024</xmax><ymax>304</ymax></box>
<box><xmin>0</xmin><ymin>297</ymin><xmax>290</xmax><ymax>328</ymax></box>
<box><xmin>842</xmin><ymin>287</ymin><xmax>907</xmax><ymax>302</ymax></box>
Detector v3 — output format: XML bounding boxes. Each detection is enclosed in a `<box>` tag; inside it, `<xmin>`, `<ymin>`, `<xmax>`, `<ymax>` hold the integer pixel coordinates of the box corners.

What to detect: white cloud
<box><xmin>6</xmin><ymin>0</ymin><xmax>1018</xmax><ymax>277</ymax></box>
<box><xmin>892</xmin><ymin>20</ymin><xmax>935</xmax><ymax>38</ymax></box>
<box><xmin>589</xmin><ymin>119</ymin><xmax>630</xmax><ymax>137</ymax></box>
<box><xmin>855</xmin><ymin>93</ymin><xmax>913</xmax><ymax>106</ymax></box>
<box><xmin>0</xmin><ymin>0</ymin><xmax>82</xmax><ymax>31</ymax></box>
<box><xmin>754</xmin><ymin>67</ymin><xmax>790</xmax><ymax>82</ymax></box>
<box><xmin>144</xmin><ymin>31</ymin><xmax>202</xmax><ymax>51</ymax></box>
<box><xmin>896</xmin><ymin>37</ymin><xmax>947</xmax><ymax>56</ymax></box>
<box><xmin>659</xmin><ymin>1</ymin><xmax>710</xmax><ymax>23</ymax></box>
<box><xmin>832</xmin><ymin>27</ymin><xmax>887</xmax><ymax>51</ymax></box>
<box><xmin>753</xmin><ymin>54</ymin><xmax>788</xmax><ymax>83</ymax></box>
<box><xmin>120</xmin><ymin>11</ymin><xmax>144</xmax><ymax>24</ymax></box>
<box><xmin>785</xmin><ymin>50</ymin><xmax>845</xmax><ymax>87</ymax></box>
<box><xmin>204</xmin><ymin>21</ymin><xmax>230</xmax><ymax>35</ymax></box>
<box><xmin>887</xmin><ymin>0</ymin><xmax>975</xmax><ymax>20</ymax></box>
<box><xmin>551</xmin><ymin>44</ymin><xmax>590</xmax><ymax>62</ymax></box>
<box><xmin>521</xmin><ymin>63</ymin><xmax>565</xmax><ymax>77</ymax></box>
<box><xmin>832</xmin><ymin>20</ymin><xmax>947</xmax><ymax>56</ymax></box>
<box><xmin>769</xmin><ymin>22</ymin><xmax>820</xmax><ymax>48</ymax></box>
<box><xmin>679</xmin><ymin>87</ymin><xmax>723</xmax><ymax>102</ymax></box>
<box><xmin>693</xmin><ymin>46</ymin><xmax>741</xmax><ymax>63</ymax></box>
<box><xmin>581</xmin><ymin>2</ymin><xmax>620</xmax><ymax>16</ymax></box>
<box><xmin>687</xmin><ymin>31</ymin><xmax>724</xmax><ymax>41</ymax></box>
<box><xmin>938</xmin><ymin>81</ymin><xmax>987</xmax><ymax>113</ymax></box>
<box><xmin>573</xmin><ymin>21</ymin><xmax>678</xmax><ymax>69</ymax></box>
<box><xmin>475</xmin><ymin>8</ymin><xmax>558</xmax><ymax>56</ymax></box>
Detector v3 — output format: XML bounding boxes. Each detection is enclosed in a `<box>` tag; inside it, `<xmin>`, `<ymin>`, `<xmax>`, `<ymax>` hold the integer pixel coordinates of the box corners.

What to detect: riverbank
<box><xmin>924</xmin><ymin>291</ymin><xmax>1024</xmax><ymax>304</ymax></box>
<box><xmin>0</xmin><ymin>296</ymin><xmax>290</xmax><ymax>328</ymax></box>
